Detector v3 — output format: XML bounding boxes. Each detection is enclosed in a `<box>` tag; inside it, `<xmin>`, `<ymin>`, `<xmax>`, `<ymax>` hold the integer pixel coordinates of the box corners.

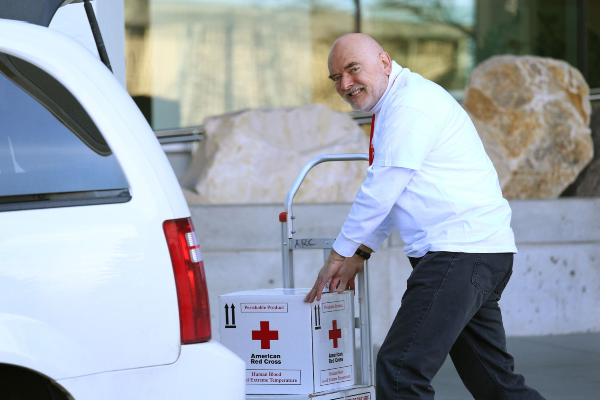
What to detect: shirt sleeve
<box><xmin>362</xmin><ymin>212</ymin><xmax>395</xmax><ymax>252</ymax></box>
<box><xmin>333</xmin><ymin>166</ymin><xmax>415</xmax><ymax>257</ymax></box>
<box><xmin>372</xmin><ymin>105</ymin><xmax>442</xmax><ymax>170</ymax></box>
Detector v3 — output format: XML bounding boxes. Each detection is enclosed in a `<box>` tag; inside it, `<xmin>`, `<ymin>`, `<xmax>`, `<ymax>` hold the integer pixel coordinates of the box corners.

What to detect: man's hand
<box><xmin>332</xmin><ymin>252</ymin><xmax>365</xmax><ymax>294</ymax></box>
<box><xmin>304</xmin><ymin>248</ymin><xmax>367</xmax><ymax>303</ymax></box>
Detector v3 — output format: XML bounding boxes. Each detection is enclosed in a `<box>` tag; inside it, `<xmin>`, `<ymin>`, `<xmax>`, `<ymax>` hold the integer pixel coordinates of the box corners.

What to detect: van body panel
<box><xmin>0</xmin><ymin>19</ymin><xmax>190</xmax><ymax>379</ymax></box>
<box><xmin>58</xmin><ymin>342</ymin><xmax>246</xmax><ymax>400</ymax></box>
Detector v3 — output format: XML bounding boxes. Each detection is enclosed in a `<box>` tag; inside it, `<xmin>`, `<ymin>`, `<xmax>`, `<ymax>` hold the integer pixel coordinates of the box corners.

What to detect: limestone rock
<box><xmin>463</xmin><ymin>55</ymin><xmax>593</xmax><ymax>199</ymax></box>
<box><xmin>180</xmin><ymin>104</ymin><xmax>369</xmax><ymax>204</ymax></box>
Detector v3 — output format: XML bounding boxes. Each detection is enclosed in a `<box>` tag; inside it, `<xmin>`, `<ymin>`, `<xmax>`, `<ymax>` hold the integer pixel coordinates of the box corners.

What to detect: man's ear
<box><xmin>380</xmin><ymin>52</ymin><xmax>392</xmax><ymax>76</ymax></box>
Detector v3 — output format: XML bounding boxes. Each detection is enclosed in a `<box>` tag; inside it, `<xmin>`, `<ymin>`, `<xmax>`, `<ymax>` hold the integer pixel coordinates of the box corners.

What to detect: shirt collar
<box><xmin>369</xmin><ymin>60</ymin><xmax>402</xmax><ymax>115</ymax></box>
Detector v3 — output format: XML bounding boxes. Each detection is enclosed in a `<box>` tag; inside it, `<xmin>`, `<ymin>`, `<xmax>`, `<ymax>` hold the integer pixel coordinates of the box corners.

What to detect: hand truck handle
<box><xmin>282</xmin><ymin>153</ymin><xmax>369</xmax><ymax>240</ymax></box>
<box><xmin>279</xmin><ymin>153</ymin><xmax>368</xmax><ymax>289</ymax></box>
<box><xmin>278</xmin><ymin>153</ymin><xmax>374</xmax><ymax>387</ymax></box>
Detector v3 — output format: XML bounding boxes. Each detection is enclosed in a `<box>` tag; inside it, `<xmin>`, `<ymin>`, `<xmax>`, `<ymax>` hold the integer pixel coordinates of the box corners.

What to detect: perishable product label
<box><xmin>241</xmin><ymin>303</ymin><xmax>288</xmax><ymax>313</ymax></box>
<box><xmin>322</xmin><ymin>300</ymin><xmax>345</xmax><ymax>312</ymax></box>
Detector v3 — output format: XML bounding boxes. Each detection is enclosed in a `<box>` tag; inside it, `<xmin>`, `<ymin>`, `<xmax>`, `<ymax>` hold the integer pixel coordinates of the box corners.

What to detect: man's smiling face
<box><xmin>328</xmin><ymin>34</ymin><xmax>391</xmax><ymax>112</ymax></box>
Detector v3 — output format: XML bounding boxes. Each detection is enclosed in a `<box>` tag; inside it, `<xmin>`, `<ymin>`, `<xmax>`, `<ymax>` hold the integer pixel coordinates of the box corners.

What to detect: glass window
<box><xmin>363</xmin><ymin>0</ymin><xmax>476</xmax><ymax>100</ymax></box>
<box><xmin>473</xmin><ymin>0</ymin><xmax>599</xmax><ymax>92</ymax></box>
<box><xmin>474</xmin><ymin>1</ymin><xmax>581</xmax><ymax>70</ymax></box>
<box><xmin>589</xmin><ymin>1</ymin><xmax>600</xmax><ymax>89</ymax></box>
<box><xmin>125</xmin><ymin>0</ymin><xmax>598</xmax><ymax>131</ymax></box>
<box><xmin>0</xmin><ymin>53</ymin><xmax>130</xmax><ymax>211</ymax></box>
<box><xmin>364</xmin><ymin>0</ymin><xmax>598</xmax><ymax>98</ymax></box>
<box><xmin>125</xmin><ymin>0</ymin><xmax>357</xmax><ymax>131</ymax></box>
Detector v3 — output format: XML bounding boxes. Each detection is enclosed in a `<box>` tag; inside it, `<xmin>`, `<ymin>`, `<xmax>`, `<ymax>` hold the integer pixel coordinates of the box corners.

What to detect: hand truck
<box><xmin>248</xmin><ymin>154</ymin><xmax>375</xmax><ymax>400</ymax></box>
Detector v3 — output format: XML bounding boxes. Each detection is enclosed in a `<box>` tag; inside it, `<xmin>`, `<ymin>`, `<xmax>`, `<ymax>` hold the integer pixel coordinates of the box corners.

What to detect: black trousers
<box><xmin>376</xmin><ymin>252</ymin><xmax>546</xmax><ymax>400</ymax></box>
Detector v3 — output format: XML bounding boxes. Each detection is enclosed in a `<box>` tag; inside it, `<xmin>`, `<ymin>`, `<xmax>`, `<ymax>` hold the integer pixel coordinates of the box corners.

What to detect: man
<box><xmin>305</xmin><ymin>33</ymin><xmax>545</xmax><ymax>400</ymax></box>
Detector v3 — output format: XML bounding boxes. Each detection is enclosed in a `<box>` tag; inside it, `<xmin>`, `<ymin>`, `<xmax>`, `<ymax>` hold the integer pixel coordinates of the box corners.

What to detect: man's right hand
<box><xmin>330</xmin><ymin>252</ymin><xmax>365</xmax><ymax>294</ymax></box>
<box><xmin>304</xmin><ymin>247</ymin><xmax>369</xmax><ymax>303</ymax></box>
<box><xmin>304</xmin><ymin>249</ymin><xmax>346</xmax><ymax>304</ymax></box>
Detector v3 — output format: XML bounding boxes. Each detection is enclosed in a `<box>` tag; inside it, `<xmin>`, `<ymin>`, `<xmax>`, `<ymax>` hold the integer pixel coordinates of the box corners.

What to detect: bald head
<box><xmin>328</xmin><ymin>33</ymin><xmax>384</xmax><ymax>67</ymax></box>
<box><xmin>327</xmin><ymin>34</ymin><xmax>392</xmax><ymax>112</ymax></box>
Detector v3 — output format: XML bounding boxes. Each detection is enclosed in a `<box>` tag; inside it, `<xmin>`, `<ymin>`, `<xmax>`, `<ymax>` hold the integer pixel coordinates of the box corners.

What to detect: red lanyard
<box><xmin>369</xmin><ymin>73</ymin><xmax>399</xmax><ymax>166</ymax></box>
<box><xmin>369</xmin><ymin>114</ymin><xmax>375</xmax><ymax>166</ymax></box>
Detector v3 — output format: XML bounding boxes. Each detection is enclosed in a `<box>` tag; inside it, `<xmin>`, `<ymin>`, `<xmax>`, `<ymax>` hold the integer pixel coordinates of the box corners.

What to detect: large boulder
<box><xmin>463</xmin><ymin>55</ymin><xmax>593</xmax><ymax>199</ymax></box>
<box><xmin>180</xmin><ymin>104</ymin><xmax>368</xmax><ymax>204</ymax></box>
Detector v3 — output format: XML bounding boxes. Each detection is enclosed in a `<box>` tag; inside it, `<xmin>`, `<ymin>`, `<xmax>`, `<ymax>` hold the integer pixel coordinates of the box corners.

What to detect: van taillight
<box><xmin>163</xmin><ymin>218</ymin><xmax>211</xmax><ymax>344</ymax></box>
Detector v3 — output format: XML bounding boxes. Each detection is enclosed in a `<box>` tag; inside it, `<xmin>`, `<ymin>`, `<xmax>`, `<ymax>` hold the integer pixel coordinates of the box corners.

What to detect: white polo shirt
<box><xmin>333</xmin><ymin>61</ymin><xmax>517</xmax><ymax>258</ymax></box>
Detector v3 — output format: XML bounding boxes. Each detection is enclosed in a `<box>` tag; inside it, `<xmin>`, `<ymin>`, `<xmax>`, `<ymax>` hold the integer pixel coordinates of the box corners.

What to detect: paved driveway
<box><xmin>431</xmin><ymin>332</ymin><xmax>600</xmax><ymax>400</ymax></box>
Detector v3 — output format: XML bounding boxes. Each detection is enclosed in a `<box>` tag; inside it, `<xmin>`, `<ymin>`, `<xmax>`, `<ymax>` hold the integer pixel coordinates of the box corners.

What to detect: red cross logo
<box><xmin>329</xmin><ymin>320</ymin><xmax>342</xmax><ymax>348</ymax></box>
<box><xmin>252</xmin><ymin>321</ymin><xmax>279</xmax><ymax>349</ymax></box>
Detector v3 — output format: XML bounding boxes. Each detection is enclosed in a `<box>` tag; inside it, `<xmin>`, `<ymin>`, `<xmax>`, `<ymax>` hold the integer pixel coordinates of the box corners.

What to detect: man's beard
<box><xmin>342</xmin><ymin>77</ymin><xmax>387</xmax><ymax>112</ymax></box>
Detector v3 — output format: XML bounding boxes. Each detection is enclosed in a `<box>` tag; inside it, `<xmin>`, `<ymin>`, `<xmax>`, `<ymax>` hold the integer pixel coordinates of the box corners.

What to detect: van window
<box><xmin>0</xmin><ymin>52</ymin><xmax>130</xmax><ymax>212</ymax></box>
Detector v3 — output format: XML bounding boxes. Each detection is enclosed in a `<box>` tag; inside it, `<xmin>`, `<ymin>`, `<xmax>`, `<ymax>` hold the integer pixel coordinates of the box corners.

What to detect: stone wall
<box><xmin>193</xmin><ymin>199</ymin><xmax>600</xmax><ymax>345</ymax></box>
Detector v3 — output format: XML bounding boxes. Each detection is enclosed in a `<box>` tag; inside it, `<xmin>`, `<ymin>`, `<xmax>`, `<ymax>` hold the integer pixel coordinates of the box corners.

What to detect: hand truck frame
<box><xmin>275</xmin><ymin>153</ymin><xmax>375</xmax><ymax>398</ymax></box>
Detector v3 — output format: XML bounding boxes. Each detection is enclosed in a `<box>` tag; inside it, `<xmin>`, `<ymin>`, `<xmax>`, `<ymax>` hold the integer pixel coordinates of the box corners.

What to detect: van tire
<box><xmin>0</xmin><ymin>365</ymin><xmax>69</xmax><ymax>400</ymax></box>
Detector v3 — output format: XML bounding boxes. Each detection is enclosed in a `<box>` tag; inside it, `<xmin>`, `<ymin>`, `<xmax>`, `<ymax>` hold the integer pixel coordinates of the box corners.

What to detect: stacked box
<box><xmin>219</xmin><ymin>288</ymin><xmax>355</xmax><ymax>395</ymax></box>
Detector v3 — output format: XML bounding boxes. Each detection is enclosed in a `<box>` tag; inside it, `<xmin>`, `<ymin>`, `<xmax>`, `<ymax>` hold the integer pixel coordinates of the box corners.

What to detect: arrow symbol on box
<box><xmin>314</xmin><ymin>304</ymin><xmax>321</xmax><ymax>330</ymax></box>
<box><xmin>225</xmin><ymin>303</ymin><xmax>236</xmax><ymax>328</ymax></box>
<box><xmin>318</xmin><ymin>304</ymin><xmax>321</xmax><ymax>326</ymax></box>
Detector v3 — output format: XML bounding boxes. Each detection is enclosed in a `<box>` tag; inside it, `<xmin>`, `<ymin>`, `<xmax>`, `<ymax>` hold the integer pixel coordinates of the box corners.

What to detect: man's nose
<box><xmin>340</xmin><ymin>74</ymin><xmax>354</xmax><ymax>91</ymax></box>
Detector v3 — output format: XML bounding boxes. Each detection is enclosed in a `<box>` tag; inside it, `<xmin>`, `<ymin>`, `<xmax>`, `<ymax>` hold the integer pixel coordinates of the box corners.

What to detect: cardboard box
<box><xmin>219</xmin><ymin>288</ymin><xmax>355</xmax><ymax>395</ymax></box>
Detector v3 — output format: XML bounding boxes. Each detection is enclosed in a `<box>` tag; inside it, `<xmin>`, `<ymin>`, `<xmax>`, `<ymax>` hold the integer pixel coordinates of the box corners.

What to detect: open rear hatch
<box><xmin>0</xmin><ymin>0</ymin><xmax>112</xmax><ymax>70</ymax></box>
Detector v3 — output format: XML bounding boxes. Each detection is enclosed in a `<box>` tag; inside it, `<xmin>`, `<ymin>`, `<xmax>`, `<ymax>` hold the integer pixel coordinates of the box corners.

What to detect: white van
<box><xmin>0</xmin><ymin>18</ymin><xmax>244</xmax><ymax>399</ymax></box>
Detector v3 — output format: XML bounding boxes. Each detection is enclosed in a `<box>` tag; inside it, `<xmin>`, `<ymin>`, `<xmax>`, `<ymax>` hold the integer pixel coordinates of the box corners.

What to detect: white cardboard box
<box><xmin>219</xmin><ymin>288</ymin><xmax>355</xmax><ymax>395</ymax></box>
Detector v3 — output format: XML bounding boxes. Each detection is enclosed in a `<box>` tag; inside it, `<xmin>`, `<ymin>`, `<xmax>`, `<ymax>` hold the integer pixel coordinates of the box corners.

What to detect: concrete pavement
<box><xmin>431</xmin><ymin>332</ymin><xmax>600</xmax><ymax>400</ymax></box>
